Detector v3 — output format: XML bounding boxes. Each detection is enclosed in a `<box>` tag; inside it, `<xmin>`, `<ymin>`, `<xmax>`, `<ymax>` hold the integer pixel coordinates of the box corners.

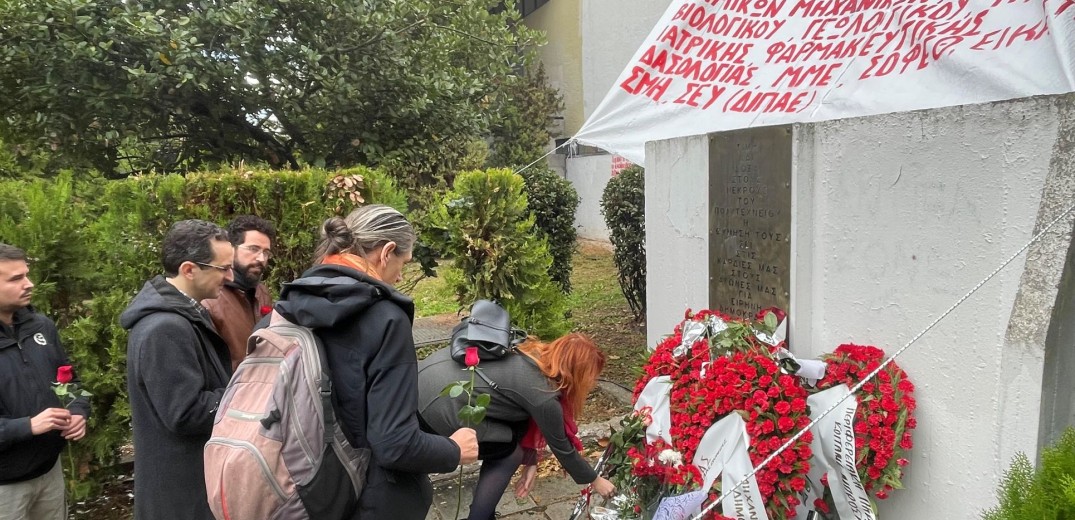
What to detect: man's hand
<box><xmin>30</xmin><ymin>408</ymin><xmax>71</xmax><ymax>435</ymax></box>
<box><xmin>514</xmin><ymin>464</ymin><xmax>538</xmax><ymax>498</ymax></box>
<box><xmin>61</xmin><ymin>414</ymin><xmax>87</xmax><ymax>440</ymax></box>
<box><xmin>449</xmin><ymin>427</ymin><xmax>479</xmax><ymax>465</ymax></box>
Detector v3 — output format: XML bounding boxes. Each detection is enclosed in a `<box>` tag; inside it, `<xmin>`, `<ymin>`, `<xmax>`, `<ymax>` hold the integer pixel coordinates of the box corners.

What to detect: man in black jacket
<box><xmin>0</xmin><ymin>243</ymin><xmax>90</xmax><ymax>520</ymax></box>
<box><xmin>120</xmin><ymin>220</ymin><xmax>234</xmax><ymax>520</ymax></box>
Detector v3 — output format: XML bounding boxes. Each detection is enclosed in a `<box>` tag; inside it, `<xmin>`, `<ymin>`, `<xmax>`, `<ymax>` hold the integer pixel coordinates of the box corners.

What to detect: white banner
<box><xmin>635</xmin><ymin>376</ymin><xmax>675</xmax><ymax>444</ymax></box>
<box><xmin>691</xmin><ymin>413</ymin><xmax>769</xmax><ymax>520</ymax></box>
<box><xmin>575</xmin><ymin>0</ymin><xmax>1075</xmax><ymax>163</ymax></box>
<box><xmin>798</xmin><ymin>385</ymin><xmax>876</xmax><ymax>520</ymax></box>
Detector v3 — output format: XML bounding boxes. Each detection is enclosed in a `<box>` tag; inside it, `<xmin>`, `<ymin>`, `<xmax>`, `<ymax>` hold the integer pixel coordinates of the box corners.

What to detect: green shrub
<box><xmin>486</xmin><ymin>63</ymin><xmax>563</xmax><ymax>169</ymax></box>
<box><xmin>520</xmin><ymin>167</ymin><xmax>579</xmax><ymax>294</ymax></box>
<box><xmin>429</xmin><ymin>168</ymin><xmax>569</xmax><ymax>338</ymax></box>
<box><xmin>0</xmin><ymin>165</ymin><xmax>406</xmax><ymax>497</ymax></box>
<box><xmin>983</xmin><ymin>427</ymin><xmax>1075</xmax><ymax>520</ymax></box>
<box><xmin>600</xmin><ymin>165</ymin><xmax>646</xmax><ymax>322</ymax></box>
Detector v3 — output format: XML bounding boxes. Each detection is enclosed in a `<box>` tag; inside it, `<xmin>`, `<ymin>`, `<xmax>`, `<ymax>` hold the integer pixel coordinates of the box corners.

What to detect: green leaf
<box><xmin>470</xmin><ymin>408</ymin><xmax>487</xmax><ymax>424</ymax></box>
<box><xmin>448</xmin><ymin>385</ymin><xmax>464</xmax><ymax>399</ymax></box>
<box><xmin>763</xmin><ymin>311</ymin><xmax>778</xmax><ymax>331</ymax></box>
<box><xmin>475</xmin><ymin>393</ymin><xmax>491</xmax><ymax>407</ymax></box>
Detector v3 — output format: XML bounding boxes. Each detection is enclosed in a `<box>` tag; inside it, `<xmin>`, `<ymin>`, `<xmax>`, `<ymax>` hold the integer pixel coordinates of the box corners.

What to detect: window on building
<box><xmin>517</xmin><ymin>0</ymin><xmax>550</xmax><ymax>17</ymax></box>
<box><xmin>490</xmin><ymin>0</ymin><xmax>551</xmax><ymax>17</ymax></box>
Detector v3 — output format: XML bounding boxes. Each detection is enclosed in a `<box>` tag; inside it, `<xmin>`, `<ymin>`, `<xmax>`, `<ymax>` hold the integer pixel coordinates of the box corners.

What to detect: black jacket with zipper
<box><xmin>274</xmin><ymin>264</ymin><xmax>460</xmax><ymax>520</ymax></box>
<box><xmin>0</xmin><ymin>306</ymin><xmax>91</xmax><ymax>484</ymax></box>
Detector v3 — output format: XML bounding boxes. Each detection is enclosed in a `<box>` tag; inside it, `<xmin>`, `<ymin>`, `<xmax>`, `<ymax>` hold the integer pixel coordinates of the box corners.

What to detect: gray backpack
<box><xmin>205</xmin><ymin>311</ymin><xmax>370</xmax><ymax>520</ymax></box>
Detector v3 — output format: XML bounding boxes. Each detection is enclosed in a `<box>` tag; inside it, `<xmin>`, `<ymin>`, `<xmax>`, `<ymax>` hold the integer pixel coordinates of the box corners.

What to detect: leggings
<box><xmin>467</xmin><ymin>443</ymin><xmax>525</xmax><ymax>520</ymax></box>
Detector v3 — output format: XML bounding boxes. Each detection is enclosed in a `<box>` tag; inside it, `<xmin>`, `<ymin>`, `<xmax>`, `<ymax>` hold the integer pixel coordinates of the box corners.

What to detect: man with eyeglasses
<box><xmin>120</xmin><ymin>219</ymin><xmax>233</xmax><ymax>520</ymax></box>
<box><xmin>201</xmin><ymin>215</ymin><xmax>276</xmax><ymax>370</ymax></box>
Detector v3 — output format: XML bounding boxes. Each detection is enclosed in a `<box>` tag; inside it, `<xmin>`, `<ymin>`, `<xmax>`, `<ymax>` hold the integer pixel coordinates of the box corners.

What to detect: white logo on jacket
<box><xmin>33</xmin><ymin>333</ymin><xmax>47</xmax><ymax>346</ymax></box>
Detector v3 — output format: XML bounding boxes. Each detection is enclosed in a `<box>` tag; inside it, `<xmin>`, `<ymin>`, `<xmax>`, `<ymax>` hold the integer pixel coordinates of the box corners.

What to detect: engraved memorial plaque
<box><xmin>709</xmin><ymin>126</ymin><xmax>791</xmax><ymax>320</ymax></box>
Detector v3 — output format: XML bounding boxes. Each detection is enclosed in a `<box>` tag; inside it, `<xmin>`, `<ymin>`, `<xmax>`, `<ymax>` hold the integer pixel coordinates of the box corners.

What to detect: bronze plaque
<box><xmin>709</xmin><ymin>126</ymin><xmax>791</xmax><ymax>321</ymax></box>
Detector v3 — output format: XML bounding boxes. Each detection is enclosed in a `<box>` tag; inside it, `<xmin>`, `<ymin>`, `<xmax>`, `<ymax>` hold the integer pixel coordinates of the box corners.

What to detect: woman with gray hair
<box><xmin>272</xmin><ymin>204</ymin><xmax>478</xmax><ymax>520</ymax></box>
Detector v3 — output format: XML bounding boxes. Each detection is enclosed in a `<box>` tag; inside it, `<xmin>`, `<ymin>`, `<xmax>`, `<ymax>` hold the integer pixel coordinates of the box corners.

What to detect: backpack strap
<box><xmin>268</xmin><ymin>310</ymin><xmax>336</xmax><ymax>446</ymax></box>
<box><xmin>471</xmin><ymin>352</ymin><xmax>541</xmax><ymax>394</ymax></box>
<box><xmin>312</xmin><ymin>334</ymin><xmax>335</xmax><ymax>447</ymax></box>
<box><xmin>475</xmin><ymin>368</ymin><xmax>500</xmax><ymax>391</ymax></box>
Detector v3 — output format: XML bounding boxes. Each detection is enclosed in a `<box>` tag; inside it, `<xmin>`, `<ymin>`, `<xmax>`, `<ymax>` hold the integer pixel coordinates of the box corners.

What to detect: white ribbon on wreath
<box><xmin>635</xmin><ymin>376</ymin><xmax>674</xmax><ymax>444</ymax></box>
<box><xmin>691</xmin><ymin>413</ymin><xmax>769</xmax><ymax>520</ymax></box>
<box><xmin>795</xmin><ymin>384</ymin><xmax>877</xmax><ymax>520</ymax></box>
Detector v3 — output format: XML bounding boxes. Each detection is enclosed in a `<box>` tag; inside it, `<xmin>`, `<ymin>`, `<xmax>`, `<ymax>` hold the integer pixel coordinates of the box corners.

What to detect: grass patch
<box><xmin>404</xmin><ymin>261</ymin><xmax>461</xmax><ymax>317</ymax></box>
<box><xmin>567</xmin><ymin>241</ymin><xmax>648</xmax><ymax>389</ymax></box>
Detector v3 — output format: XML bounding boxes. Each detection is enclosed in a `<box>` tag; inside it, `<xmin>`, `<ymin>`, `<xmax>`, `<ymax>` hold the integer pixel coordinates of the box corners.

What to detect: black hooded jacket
<box><xmin>0</xmin><ymin>307</ymin><xmax>91</xmax><ymax>483</ymax></box>
<box><xmin>120</xmin><ymin>276</ymin><xmax>231</xmax><ymax>520</ymax></box>
<box><xmin>275</xmin><ymin>264</ymin><xmax>459</xmax><ymax>520</ymax></box>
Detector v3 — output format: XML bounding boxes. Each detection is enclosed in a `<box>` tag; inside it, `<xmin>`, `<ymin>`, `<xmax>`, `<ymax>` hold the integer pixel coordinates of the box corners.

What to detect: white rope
<box><xmin>512</xmin><ymin>138</ymin><xmax>575</xmax><ymax>177</ymax></box>
<box><xmin>691</xmin><ymin>199</ymin><xmax>1075</xmax><ymax>520</ymax></box>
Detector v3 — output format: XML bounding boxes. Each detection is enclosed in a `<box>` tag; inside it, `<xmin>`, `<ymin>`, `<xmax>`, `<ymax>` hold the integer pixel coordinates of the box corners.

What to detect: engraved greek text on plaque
<box><xmin>709</xmin><ymin>127</ymin><xmax>792</xmax><ymax>320</ymax></box>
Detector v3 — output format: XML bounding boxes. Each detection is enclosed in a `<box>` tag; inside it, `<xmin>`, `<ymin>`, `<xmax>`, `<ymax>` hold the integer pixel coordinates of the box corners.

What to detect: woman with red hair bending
<box><xmin>417</xmin><ymin>333</ymin><xmax>616</xmax><ymax>520</ymax></box>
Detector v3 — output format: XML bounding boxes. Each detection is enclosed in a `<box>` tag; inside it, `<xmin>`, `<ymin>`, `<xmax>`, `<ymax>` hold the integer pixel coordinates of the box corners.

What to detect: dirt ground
<box><xmin>70</xmin><ymin>472</ymin><xmax>132</xmax><ymax>520</ymax></box>
<box><xmin>568</xmin><ymin>240</ymin><xmax>649</xmax><ymax>391</ymax></box>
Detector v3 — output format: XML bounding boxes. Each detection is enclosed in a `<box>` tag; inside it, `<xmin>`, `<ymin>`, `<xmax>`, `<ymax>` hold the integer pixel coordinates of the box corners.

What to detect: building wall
<box><xmin>523</xmin><ymin>0</ymin><xmax>584</xmax><ymax>136</ymax></box>
<box><xmin>579</xmin><ymin>0</ymin><xmax>674</xmax><ymax>122</ymax></box>
<box><xmin>566</xmin><ymin>154</ymin><xmax>613</xmax><ymax>241</ymax></box>
<box><xmin>646</xmin><ymin>94</ymin><xmax>1075</xmax><ymax>516</ymax></box>
<box><xmin>532</xmin><ymin>0</ymin><xmax>673</xmax><ymax>243</ymax></box>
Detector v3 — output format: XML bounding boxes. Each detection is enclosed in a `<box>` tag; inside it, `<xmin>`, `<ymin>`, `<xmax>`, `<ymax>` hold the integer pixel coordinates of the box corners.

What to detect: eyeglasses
<box><xmin>194</xmin><ymin>261</ymin><xmax>234</xmax><ymax>273</ymax></box>
<box><xmin>238</xmin><ymin>245</ymin><xmax>273</xmax><ymax>260</ymax></box>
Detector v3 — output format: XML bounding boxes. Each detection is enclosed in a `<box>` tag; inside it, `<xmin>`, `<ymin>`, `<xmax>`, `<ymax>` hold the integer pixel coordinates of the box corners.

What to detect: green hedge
<box><xmin>0</xmin><ymin>166</ymin><xmax>404</xmax><ymax>496</ymax></box>
<box><xmin>520</xmin><ymin>167</ymin><xmax>579</xmax><ymax>294</ymax></box>
<box><xmin>600</xmin><ymin>165</ymin><xmax>646</xmax><ymax>322</ymax></box>
<box><xmin>428</xmin><ymin>168</ymin><xmax>569</xmax><ymax>338</ymax></box>
<box><xmin>984</xmin><ymin>427</ymin><xmax>1075</xmax><ymax>520</ymax></box>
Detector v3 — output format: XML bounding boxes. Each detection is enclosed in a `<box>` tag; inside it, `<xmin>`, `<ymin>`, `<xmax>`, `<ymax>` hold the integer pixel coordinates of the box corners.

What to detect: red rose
<box><xmin>260</xmin><ymin>305</ymin><xmax>272</xmax><ymax>316</ymax></box>
<box><xmin>464</xmin><ymin>346</ymin><xmax>480</xmax><ymax>367</ymax></box>
<box><xmin>56</xmin><ymin>365</ymin><xmax>73</xmax><ymax>384</ymax></box>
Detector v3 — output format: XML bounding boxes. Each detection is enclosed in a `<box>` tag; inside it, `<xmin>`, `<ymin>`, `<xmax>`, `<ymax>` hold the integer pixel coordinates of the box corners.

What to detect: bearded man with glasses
<box><xmin>201</xmin><ymin>215</ymin><xmax>276</xmax><ymax>370</ymax></box>
<box><xmin>120</xmin><ymin>219</ymin><xmax>234</xmax><ymax>520</ymax></box>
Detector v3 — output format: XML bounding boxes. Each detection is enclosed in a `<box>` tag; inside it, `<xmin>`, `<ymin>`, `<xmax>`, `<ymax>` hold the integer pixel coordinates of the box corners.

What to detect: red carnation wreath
<box><xmin>812</xmin><ymin>344</ymin><xmax>917</xmax><ymax>504</ymax></box>
<box><xmin>624</xmin><ymin>309</ymin><xmax>813</xmax><ymax>520</ymax></box>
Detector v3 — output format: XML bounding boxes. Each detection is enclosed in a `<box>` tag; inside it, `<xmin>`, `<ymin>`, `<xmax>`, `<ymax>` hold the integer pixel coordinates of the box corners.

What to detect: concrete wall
<box><xmin>793</xmin><ymin>94</ymin><xmax>1074</xmax><ymax>518</ymax></box>
<box><xmin>645</xmin><ymin>94</ymin><xmax>1075</xmax><ymax>516</ymax></box>
<box><xmin>566</xmin><ymin>154</ymin><xmax>613</xmax><ymax>241</ymax></box>
<box><xmin>645</xmin><ymin>135</ymin><xmax>712</xmax><ymax>345</ymax></box>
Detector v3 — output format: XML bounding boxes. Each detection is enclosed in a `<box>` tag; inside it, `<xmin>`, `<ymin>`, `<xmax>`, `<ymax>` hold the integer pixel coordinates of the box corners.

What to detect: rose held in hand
<box><xmin>441</xmin><ymin>344</ymin><xmax>487</xmax><ymax>520</ymax></box>
<box><xmin>51</xmin><ymin>364</ymin><xmax>91</xmax><ymax>500</ymax></box>
<box><xmin>56</xmin><ymin>365</ymin><xmax>73</xmax><ymax>384</ymax></box>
